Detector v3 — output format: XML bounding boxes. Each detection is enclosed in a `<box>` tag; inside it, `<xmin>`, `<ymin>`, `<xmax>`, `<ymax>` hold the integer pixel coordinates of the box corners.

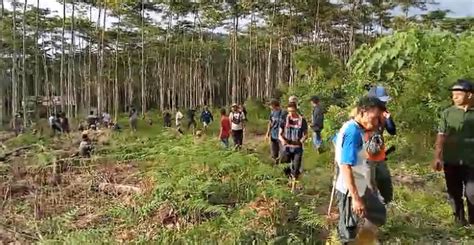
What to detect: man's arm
<box><xmin>266</xmin><ymin>121</ymin><xmax>272</xmax><ymax>138</ymax></box>
<box><xmin>279</xmin><ymin>127</ymin><xmax>287</xmax><ymax>145</ymax></box>
<box><xmin>435</xmin><ymin>134</ymin><xmax>446</xmax><ymax>161</ymax></box>
<box><xmin>384</xmin><ymin>114</ymin><xmax>396</xmax><ymax>135</ymax></box>
<box><xmin>434</xmin><ymin>110</ymin><xmax>447</xmax><ymax>171</ymax></box>
<box><xmin>266</xmin><ymin>114</ymin><xmax>272</xmax><ymax>137</ymax></box>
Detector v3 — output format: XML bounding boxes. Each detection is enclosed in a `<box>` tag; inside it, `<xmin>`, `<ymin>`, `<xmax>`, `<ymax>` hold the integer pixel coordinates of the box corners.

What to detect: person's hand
<box><xmin>382</xmin><ymin>111</ymin><xmax>391</xmax><ymax>119</ymax></box>
<box><xmin>281</xmin><ymin>140</ymin><xmax>288</xmax><ymax>146</ymax></box>
<box><xmin>352</xmin><ymin>196</ymin><xmax>366</xmax><ymax>217</ymax></box>
<box><xmin>432</xmin><ymin>159</ymin><xmax>444</xmax><ymax>172</ymax></box>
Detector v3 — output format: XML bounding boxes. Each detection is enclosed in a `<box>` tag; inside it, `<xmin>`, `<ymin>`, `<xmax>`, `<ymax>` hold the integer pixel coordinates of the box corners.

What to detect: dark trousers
<box><xmin>444</xmin><ymin>164</ymin><xmax>474</xmax><ymax>224</ymax></box>
<box><xmin>187</xmin><ymin>120</ymin><xmax>197</xmax><ymax>130</ymax></box>
<box><xmin>282</xmin><ymin>147</ymin><xmax>303</xmax><ymax>179</ymax></box>
<box><xmin>232</xmin><ymin>130</ymin><xmax>244</xmax><ymax>148</ymax></box>
<box><xmin>367</xmin><ymin>160</ymin><xmax>393</xmax><ymax>204</ymax></box>
<box><xmin>337</xmin><ymin>189</ymin><xmax>386</xmax><ymax>243</ymax></box>
<box><xmin>270</xmin><ymin>138</ymin><xmax>281</xmax><ymax>160</ymax></box>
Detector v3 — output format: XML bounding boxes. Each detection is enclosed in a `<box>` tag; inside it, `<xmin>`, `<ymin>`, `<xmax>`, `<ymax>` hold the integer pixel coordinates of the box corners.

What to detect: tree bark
<box><xmin>22</xmin><ymin>0</ymin><xmax>27</xmax><ymax>126</ymax></box>
<box><xmin>12</xmin><ymin>0</ymin><xmax>18</xmax><ymax>117</ymax></box>
<box><xmin>34</xmin><ymin>0</ymin><xmax>40</xmax><ymax>120</ymax></box>
<box><xmin>114</xmin><ymin>1</ymin><xmax>121</xmax><ymax>121</ymax></box>
<box><xmin>140</xmin><ymin>0</ymin><xmax>146</xmax><ymax>115</ymax></box>
<box><xmin>0</xmin><ymin>0</ymin><xmax>4</xmax><ymax>124</ymax></box>
<box><xmin>60</xmin><ymin>0</ymin><xmax>66</xmax><ymax>112</ymax></box>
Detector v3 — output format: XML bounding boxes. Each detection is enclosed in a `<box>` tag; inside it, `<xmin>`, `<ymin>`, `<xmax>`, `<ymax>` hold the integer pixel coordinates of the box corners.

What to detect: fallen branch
<box><xmin>0</xmin><ymin>145</ymin><xmax>35</xmax><ymax>161</ymax></box>
<box><xmin>97</xmin><ymin>183</ymin><xmax>142</xmax><ymax>195</ymax></box>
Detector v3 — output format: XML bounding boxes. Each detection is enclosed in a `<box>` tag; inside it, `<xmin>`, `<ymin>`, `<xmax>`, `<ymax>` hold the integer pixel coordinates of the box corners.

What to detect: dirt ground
<box><xmin>0</xmin><ymin>130</ymin><xmax>151</xmax><ymax>243</ymax></box>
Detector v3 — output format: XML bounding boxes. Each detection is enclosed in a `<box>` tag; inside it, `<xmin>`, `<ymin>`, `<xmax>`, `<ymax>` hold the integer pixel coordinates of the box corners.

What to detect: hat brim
<box><xmin>449</xmin><ymin>88</ymin><xmax>473</xmax><ymax>92</ymax></box>
<box><xmin>377</xmin><ymin>96</ymin><xmax>391</xmax><ymax>102</ymax></box>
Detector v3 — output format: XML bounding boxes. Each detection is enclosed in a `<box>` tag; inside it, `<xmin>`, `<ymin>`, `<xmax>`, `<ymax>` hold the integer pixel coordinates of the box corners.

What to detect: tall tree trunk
<box><xmin>42</xmin><ymin>37</ymin><xmax>50</xmax><ymax>115</ymax></box>
<box><xmin>0</xmin><ymin>0</ymin><xmax>4</xmax><ymax>124</ymax></box>
<box><xmin>99</xmin><ymin>1</ymin><xmax>107</xmax><ymax>114</ymax></box>
<box><xmin>96</xmin><ymin>1</ymin><xmax>103</xmax><ymax>113</ymax></box>
<box><xmin>114</xmin><ymin>4</ymin><xmax>121</xmax><ymax>121</ymax></box>
<box><xmin>247</xmin><ymin>6</ymin><xmax>254</xmax><ymax>99</ymax></box>
<box><xmin>265</xmin><ymin>4</ymin><xmax>276</xmax><ymax>99</ymax></box>
<box><xmin>277</xmin><ymin>32</ymin><xmax>283</xmax><ymax>88</ymax></box>
<box><xmin>127</xmin><ymin>52</ymin><xmax>133</xmax><ymax>110</ymax></box>
<box><xmin>34</xmin><ymin>0</ymin><xmax>39</xmax><ymax>120</ymax></box>
<box><xmin>314</xmin><ymin>0</ymin><xmax>321</xmax><ymax>44</ymax></box>
<box><xmin>140</xmin><ymin>0</ymin><xmax>146</xmax><ymax>115</ymax></box>
<box><xmin>231</xmin><ymin>5</ymin><xmax>238</xmax><ymax>104</ymax></box>
<box><xmin>87</xmin><ymin>5</ymin><xmax>92</xmax><ymax>111</ymax></box>
<box><xmin>60</xmin><ymin>0</ymin><xmax>66</xmax><ymax>112</ymax></box>
<box><xmin>12</xmin><ymin>0</ymin><xmax>18</xmax><ymax>117</ymax></box>
<box><xmin>68</xmin><ymin>0</ymin><xmax>76</xmax><ymax>118</ymax></box>
<box><xmin>22</xmin><ymin>0</ymin><xmax>27</xmax><ymax>126</ymax></box>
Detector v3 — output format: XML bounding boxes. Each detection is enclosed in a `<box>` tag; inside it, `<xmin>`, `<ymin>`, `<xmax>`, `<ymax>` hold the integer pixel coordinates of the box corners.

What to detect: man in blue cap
<box><xmin>366</xmin><ymin>85</ymin><xmax>396</xmax><ymax>204</ymax></box>
<box><xmin>434</xmin><ymin>79</ymin><xmax>474</xmax><ymax>225</ymax></box>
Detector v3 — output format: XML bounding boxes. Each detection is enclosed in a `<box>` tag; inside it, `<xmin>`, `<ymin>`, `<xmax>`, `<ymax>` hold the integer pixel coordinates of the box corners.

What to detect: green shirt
<box><xmin>438</xmin><ymin>106</ymin><xmax>474</xmax><ymax>165</ymax></box>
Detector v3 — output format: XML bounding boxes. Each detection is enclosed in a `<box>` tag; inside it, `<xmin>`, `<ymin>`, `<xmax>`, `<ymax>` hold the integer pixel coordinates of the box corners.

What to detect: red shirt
<box><xmin>220</xmin><ymin>116</ymin><xmax>231</xmax><ymax>138</ymax></box>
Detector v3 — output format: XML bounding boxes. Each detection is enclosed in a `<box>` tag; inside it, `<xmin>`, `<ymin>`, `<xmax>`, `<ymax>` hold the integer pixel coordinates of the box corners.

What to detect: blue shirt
<box><xmin>201</xmin><ymin>110</ymin><xmax>213</xmax><ymax>123</ymax></box>
<box><xmin>335</xmin><ymin>120</ymin><xmax>369</xmax><ymax>196</ymax></box>
<box><xmin>269</xmin><ymin>109</ymin><xmax>283</xmax><ymax>139</ymax></box>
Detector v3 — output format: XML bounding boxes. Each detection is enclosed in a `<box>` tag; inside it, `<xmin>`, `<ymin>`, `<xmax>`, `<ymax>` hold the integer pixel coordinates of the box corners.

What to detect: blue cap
<box><xmin>368</xmin><ymin>86</ymin><xmax>391</xmax><ymax>102</ymax></box>
<box><xmin>450</xmin><ymin>79</ymin><xmax>473</xmax><ymax>92</ymax></box>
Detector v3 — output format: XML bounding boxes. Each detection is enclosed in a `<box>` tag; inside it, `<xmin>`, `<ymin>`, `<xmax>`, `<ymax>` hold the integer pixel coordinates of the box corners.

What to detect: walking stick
<box><xmin>327</xmin><ymin>161</ymin><xmax>338</xmax><ymax>216</ymax></box>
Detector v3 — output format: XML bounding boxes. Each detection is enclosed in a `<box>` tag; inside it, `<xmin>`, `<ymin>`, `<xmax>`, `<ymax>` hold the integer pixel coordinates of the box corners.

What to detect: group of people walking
<box><xmin>264</xmin><ymin>96</ymin><xmax>324</xmax><ymax>187</ymax></box>
<box><xmin>32</xmin><ymin>78</ymin><xmax>474</xmax><ymax>244</ymax></box>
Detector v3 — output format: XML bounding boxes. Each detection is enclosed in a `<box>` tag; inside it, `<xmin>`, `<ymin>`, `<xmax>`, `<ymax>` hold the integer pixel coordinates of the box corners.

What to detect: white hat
<box><xmin>288</xmin><ymin>96</ymin><xmax>298</xmax><ymax>103</ymax></box>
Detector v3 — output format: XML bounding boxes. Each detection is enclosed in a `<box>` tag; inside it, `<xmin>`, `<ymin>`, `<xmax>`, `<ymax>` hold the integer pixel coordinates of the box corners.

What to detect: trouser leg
<box><xmin>337</xmin><ymin>191</ymin><xmax>359</xmax><ymax>244</ymax></box>
<box><xmin>375</xmin><ymin>161</ymin><xmax>393</xmax><ymax>204</ymax></box>
<box><xmin>270</xmin><ymin>139</ymin><xmax>281</xmax><ymax>160</ymax></box>
<box><xmin>291</xmin><ymin>148</ymin><xmax>303</xmax><ymax>179</ymax></box>
<box><xmin>444</xmin><ymin>164</ymin><xmax>467</xmax><ymax>224</ymax></box>
<box><xmin>464</xmin><ymin>166</ymin><xmax>474</xmax><ymax>224</ymax></box>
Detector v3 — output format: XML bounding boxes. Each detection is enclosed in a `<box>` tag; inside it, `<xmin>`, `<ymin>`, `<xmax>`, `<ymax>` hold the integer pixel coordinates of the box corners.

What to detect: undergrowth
<box><xmin>2</xmin><ymin>102</ymin><xmax>474</xmax><ymax>244</ymax></box>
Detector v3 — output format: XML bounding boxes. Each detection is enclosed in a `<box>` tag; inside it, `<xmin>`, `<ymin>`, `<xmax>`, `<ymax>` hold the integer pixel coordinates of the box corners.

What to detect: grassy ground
<box><xmin>1</xmin><ymin>108</ymin><xmax>473</xmax><ymax>244</ymax></box>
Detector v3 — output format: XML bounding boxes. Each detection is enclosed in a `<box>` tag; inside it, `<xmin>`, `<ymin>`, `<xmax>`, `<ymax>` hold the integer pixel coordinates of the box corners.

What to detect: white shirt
<box><xmin>229</xmin><ymin>111</ymin><xmax>245</xmax><ymax>131</ymax></box>
<box><xmin>48</xmin><ymin>116</ymin><xmax>55</xmax><ymax>126</ymax></box>
<box><xmin>102</xmin><ymin>113</ymin><xmax>111</xmax><ymax>123</ymax></box>
<box><xmin>175</xmin><ymin>111</ymin><xmax>183</xmax><ymax>126</ymax></box>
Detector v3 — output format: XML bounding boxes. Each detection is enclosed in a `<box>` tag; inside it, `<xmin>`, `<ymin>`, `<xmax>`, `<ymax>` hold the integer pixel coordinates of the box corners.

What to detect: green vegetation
<box><xmin>2</xmin><ymin>99</ymin><xmax>474</xmax><ymax>243</ymax></box>
<box><xmin>1</xmin><ymin>0</ymin><xmax>474</xmax><ymax>243</ymax></box>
